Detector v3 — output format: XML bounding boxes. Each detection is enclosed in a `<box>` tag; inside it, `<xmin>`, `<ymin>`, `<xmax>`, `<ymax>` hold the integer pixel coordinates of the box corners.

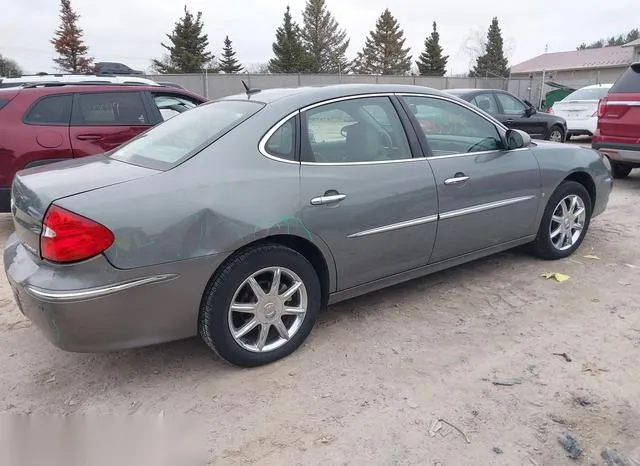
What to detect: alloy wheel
<box><xmin>228</xmin><ymin>266</ymin><xmax>308</xmax><ymax>353</ymax></box>
<box><xmin>549</xmin><ymin>194</ymin><xmax>586</xmax><ymax>251</ymax></box>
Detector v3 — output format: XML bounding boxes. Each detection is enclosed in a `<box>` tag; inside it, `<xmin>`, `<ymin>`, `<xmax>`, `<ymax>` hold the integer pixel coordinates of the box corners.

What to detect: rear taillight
<box><xmin>597</xmin><ymin>99</ymin><xmax>607</xmax><ymax>118</ymax></box>
<box><xmin>547</xmin><ymin>107</ymin><xmax>554</xmax><ymax>114</ymax></box>
<box><xmin>41</xmin><ymin>205</ymin><xmax>114</xmax><ymax>263</ymax></box>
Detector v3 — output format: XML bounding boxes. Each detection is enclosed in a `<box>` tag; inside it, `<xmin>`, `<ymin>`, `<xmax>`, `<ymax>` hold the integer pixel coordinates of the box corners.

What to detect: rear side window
<box><xmin>610</xmin><ymin>66</ymin><xmax>640</xmax><ymax>94</ymax></box>
<box><xmin>264</xmin><ymin>116</ymin><xmax>297</xmax><ymax>161</ymax></box>
<box><xmin>110</xmin><ymin>100</ymin><xmax>263</xmax><ymax>170</ymax></box>
<box><xmin>24</xmin><ymin>94</ymin><xmax>73</xmax><ymax>125</ymax></box>
<box><xmin>153</xmin><ymin>93</ymin><xmax>200</xmax><ymax>121</ymax></box>
<box><xmin>75</xmin><ymin>92</ymin><xmax>149</xmax><ymax>125</ymax></box>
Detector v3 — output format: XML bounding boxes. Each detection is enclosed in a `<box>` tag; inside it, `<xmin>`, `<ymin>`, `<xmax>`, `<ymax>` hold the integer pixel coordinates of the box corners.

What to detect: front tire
<box><xmin>199</xmin><ymin>244</ymin><xmax>321</xmax><ymax>367</ymax></box>
<box><xmin>610</xmin><ymin>162</ymin><xmax>632</xmax><ymax>179</ymax></box>
<box><xmin>533</xmin><ymin>181</ymin><xmax>592</xmax><ymax>260</ymax></box>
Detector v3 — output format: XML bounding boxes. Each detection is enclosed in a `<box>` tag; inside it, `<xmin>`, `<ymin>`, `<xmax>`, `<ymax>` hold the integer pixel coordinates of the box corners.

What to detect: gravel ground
<box><xmin>1</xmin><ymin>148</ymin><xmax>639</xmax><ymax>465</ymax></box>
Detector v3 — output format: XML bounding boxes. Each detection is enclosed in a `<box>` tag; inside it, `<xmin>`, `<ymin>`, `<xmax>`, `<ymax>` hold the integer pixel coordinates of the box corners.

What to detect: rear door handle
<box><xmin>505</xmin><ymin>120</ymin><xmax>515</xmax><ymax>124</ymax></box>
<box><xmin>444</xmin><ymin>173</ymin><xmax>470</xmax><ymax>185</ymax></box>
<box><xmin>310</xmin><ymin>194</ymin><xmax>347</xmax><ymax>206</ymax></box>
<box><xmin>76</xmin><ymin>135</ymin><xmax>102</xmax><ymax>141</ymax></box>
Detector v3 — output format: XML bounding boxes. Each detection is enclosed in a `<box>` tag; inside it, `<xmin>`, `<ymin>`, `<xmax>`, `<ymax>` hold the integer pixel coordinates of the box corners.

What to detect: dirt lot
<box><xmin>1</xmin><ymin>156</ymin><xmax>639</xmax><ymax>465</ymax></box>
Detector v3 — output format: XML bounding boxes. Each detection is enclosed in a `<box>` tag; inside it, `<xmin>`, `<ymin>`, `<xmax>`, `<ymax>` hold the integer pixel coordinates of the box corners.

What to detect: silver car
<box><xmin>4</xmin><ymin>84</ymin><xmax>613</xmax><ymax>367</ymax></box>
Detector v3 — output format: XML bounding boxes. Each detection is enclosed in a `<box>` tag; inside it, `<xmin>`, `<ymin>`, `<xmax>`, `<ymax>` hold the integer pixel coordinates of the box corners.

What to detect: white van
<box><xmin>0</xmin><ymin>74</ymin><xmax>160</xmax><ymax>89</ymax></box>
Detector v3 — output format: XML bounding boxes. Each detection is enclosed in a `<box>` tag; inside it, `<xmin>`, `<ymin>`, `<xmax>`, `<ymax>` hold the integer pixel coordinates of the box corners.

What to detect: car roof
<box><xmin>219</xmin><ymin>83</ymin><xmax>452</xmax><ymax>107</ymax></box>
<box><xmin>576</xmin><ymin>83</ymin><xmax>613</xmax><ymax>89</ymax></box>
<box><xmin>0</xmin><ymin>74</ymin><xmax>158</xmax><ymax>86</ymax></box>
<box><xmin>0</xmin><ymin>83</ymin><xmax>205</xmax><ymax>99</ymax></box>
<box><xmin>446</xmin><ymin>88</ymin><xmax>510</xmax><ymax>95</ymax></box>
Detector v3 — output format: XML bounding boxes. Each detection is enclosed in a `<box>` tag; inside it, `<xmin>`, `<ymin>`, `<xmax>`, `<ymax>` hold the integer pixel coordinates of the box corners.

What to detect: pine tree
<box><xmin>577</xmin><ymin>28</ymin><xmax>639</xmax><ymax>50</ymax></box>
<box><xmin>300</xmin><ymin>0</ymin><xmax>350</xmax><ymax>73</ymax></box>
<box><xmin>0</xmin><ymin>55</ymin><xmax>22</xmax><ymax>77</ymax></box>
<box><xmin>470</xmin><ymin>17</ymin><xmax>509</xmax><ymax>78</ymax></box>
<box><xmin>352</xmin><ymin>9</ymin><xmax>412</xmax><ymax>75</ymax></box>
<box><xmin>152</xmin><ymin>6</ymin><xmax>213</xmax><ymax>73</ymax></box>
<box><xmin>218</xmin><ymin>36</ymin><xmax>244</xmax><ymax>73</ymax></box>
<box><xmin>50</xmin><ymin>0</ymin><xmax>93</xmax><ymax>73</ymax></box>
<box><xmin>416</xmin><ymin>22</ymin><xmax>448</xmax><ymax>76</ymax></box>
<box><xmin>269</xmin><ymin>6</ymin><xmax>313</xmax><ymax>73</ymax></box>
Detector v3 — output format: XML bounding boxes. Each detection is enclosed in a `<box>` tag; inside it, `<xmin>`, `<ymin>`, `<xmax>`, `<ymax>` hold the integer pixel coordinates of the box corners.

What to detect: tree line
<box><xmin>3</xmin><ymin>0</ymin><xmax>635</xmax><ymax>79</ymax></box>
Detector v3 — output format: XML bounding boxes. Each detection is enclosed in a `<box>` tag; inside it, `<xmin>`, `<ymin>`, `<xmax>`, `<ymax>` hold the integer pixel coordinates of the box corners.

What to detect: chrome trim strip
<box><xmin>425</xmin><ymin>147</ymin><xmax>530</xmax><ymax>161</ymax></box>
<box><xmin>440</xmin><ymin>195</ymin><xmax>536</xmax><ymax>220</ymax></box>
<box><xmin>606</xmin><ymin>101</ymin><xmax>640</xmax><ymax>107</ymax></box>
<box><xmin>300</xmin><ymin>157</ymin><xmax>424</xmax><ymax>166</ymax></box>
<box><xmin>348</xmin><ymin>214</ymin><xmax>438</xmax><ymax>238</ymax></box>
<box><xmin>257</xmin><ymin>110</ymin><xmax>301</xmax><ymax>165</ymax></box>
<box><xmin>25</xmin><ymin>274</ymin><xmax>178</xmax><ymax>302</ymax></box>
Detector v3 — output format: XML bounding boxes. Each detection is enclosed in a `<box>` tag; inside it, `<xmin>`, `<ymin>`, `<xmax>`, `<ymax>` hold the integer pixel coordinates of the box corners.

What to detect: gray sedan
<box><xmin>4</xmin><ymin>84</ymin><xmax>613</xmax><ymax>367</ymax></box>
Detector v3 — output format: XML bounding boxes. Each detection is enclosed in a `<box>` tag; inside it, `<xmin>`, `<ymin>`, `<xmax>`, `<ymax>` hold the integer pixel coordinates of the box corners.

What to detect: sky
<box><xmin>1</xmin><ymin>0</ymin><xmax>638</xmax><ymax>75</ymax></box>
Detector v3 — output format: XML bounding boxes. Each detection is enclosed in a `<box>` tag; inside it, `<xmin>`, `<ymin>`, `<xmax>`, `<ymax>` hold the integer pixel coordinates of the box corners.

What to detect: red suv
<box><xmin>0</xmin><ymin>83</ymin><xmax>206</xmax><ymax>211</ymax></box>
<box><xmin>593</xmin><ymin>62</ymin><xmax>640</xmax><ymax>179</ymax></box>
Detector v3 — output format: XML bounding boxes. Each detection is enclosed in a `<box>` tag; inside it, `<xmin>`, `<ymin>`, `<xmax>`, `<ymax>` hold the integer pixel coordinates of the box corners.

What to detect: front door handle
<box><xmin>76</xmin><ymin>134</ymin><xmax>102</xmax><ymax>141</ymax></box>
<box><xmin>444</xmin><ymin>173</ymin><xmax>470</xmax><ymax>185</ymax></box>
<box><xmin>310</xmin><ymin>194</ymin><xmax>347</xmax><ymax>206</ymax></box>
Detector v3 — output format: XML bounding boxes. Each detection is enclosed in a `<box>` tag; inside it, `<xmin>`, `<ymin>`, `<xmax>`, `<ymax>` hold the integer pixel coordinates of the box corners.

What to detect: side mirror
<box><xmin>505</xmin><ymin>129</ymin><xmax>531</xmax><ymax>150</ymax></box>
<box><xmin>525</xmin><ymin>106</ymin><xmax>537</xmax><ymax>117</ymax></box>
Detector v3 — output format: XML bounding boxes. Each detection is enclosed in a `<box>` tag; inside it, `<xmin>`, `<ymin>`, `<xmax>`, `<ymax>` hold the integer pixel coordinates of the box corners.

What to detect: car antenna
<box><xmin>241</xmin><ymin>80</ymin><xmax>261</xmax><ymax>97</ymax></box>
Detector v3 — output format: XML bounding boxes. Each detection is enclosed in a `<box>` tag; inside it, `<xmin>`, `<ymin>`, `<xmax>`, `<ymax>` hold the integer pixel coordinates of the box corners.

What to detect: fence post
<box><xmin>412</xmin><ymin>75</ymin><xmax>416</xmax><ymax>85</ymax></box>
<box><xmin>297</xmin><ymin>73</ymin><xmax>301</xmax><ymax>87</ymax></box>
<box><xmin>444</xmin><ymin>77</ymin><xmax>449</xmax><ymax>89</ymax></box>
<box><xmin>474</xmin><ymin>77</ymin><xmax>478</xmax><ymax>88</ymax></box>
<box><xmin>247</xmin><ymin>73</ymin><xmax>251</xmax><ymax>89</ymax></box>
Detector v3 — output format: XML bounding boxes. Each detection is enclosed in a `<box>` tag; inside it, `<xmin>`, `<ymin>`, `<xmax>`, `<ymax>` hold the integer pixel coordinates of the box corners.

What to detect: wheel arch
<box><xmin>563</xmin><ymin>171</ymin><xmax>596</xmax><ymax>210</ymax></box>
<box><xmin>207</xmin><ymin>234</ymin><xmax>335</xmax><ymax>310</ymax></box>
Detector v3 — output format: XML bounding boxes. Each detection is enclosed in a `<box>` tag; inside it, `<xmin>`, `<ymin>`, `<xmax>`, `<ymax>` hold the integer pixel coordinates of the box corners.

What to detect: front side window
<box><xmin>24</xmin><ymin>94</ymin><xmax>73</xmax><ymax>125</ymax></box>
<box><xmin>76</xmin><ymin>92</ymin><xmax>148</xmax><ymax>125</ymax></box>
<box><xmin>264</xmin><ymin>116</ymin><xmax>296</xmax><ymax>161</ymax></box>
<box><xmin>302</xmin><ymin>96</ymin><xmax>411</xmax><ymax>163</ymax></box>
<box><xmin>403</xmin><ymin>96</ymin><xmax>502</xmax><ymax>156</ymax></box>
<box><xmin>110</xmin><ymin>100</ymin><xmax>263</xmax><ymax>170</ymax></box>
<box><xmin>153</xmin><ymin>93</ymin><xmax>200</xmax><ymax>121</ymax></box>
<box><xmin>496</xmin><ymin>93</ymin><xmax>526</xmax><ymax>115</ymax></box>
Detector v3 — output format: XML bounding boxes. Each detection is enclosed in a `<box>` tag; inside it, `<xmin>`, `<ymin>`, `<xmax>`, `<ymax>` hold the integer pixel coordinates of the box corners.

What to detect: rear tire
<box><xmin>546</xmin><ymin>125</ymin><xmax>565</xmax><ymax>143</ymax></box>
<box><xmin>610</xmin><ymin>162</ymin><xmax>632</xmax><ymax>179</ymax></box>
<box><xmin>199</xmin><ymin>244</ymin><xmax>321</xmax><ymax>367</ymax></box>
<box><xmin>532</xmin><ymin>181</ymin><xmax>592</xmax><ymax>260</ymax></box>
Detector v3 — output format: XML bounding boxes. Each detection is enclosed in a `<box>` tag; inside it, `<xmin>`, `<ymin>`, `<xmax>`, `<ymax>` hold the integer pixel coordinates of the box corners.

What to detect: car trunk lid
<box><xmin>11</xmin><ymin>155</ymin><xmax>158</xmax><ymax>256</ymax></box>
<box><xmin>552</xmin><ymin>100</ymin><xmax>598</xmax><ymax>119</ymax></box>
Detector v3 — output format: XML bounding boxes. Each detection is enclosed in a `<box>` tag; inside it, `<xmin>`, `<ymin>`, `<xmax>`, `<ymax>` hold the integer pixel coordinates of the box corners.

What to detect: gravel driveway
<box><xmin>1</xmin><ymin>168</ymin><xmax>639</xmax><ymax>465</ymax></box>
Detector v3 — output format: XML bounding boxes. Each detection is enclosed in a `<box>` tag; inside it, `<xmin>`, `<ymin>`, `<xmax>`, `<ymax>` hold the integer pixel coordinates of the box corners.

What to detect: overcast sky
<box><xmin>1</xmin><ymin>0</ymin><xmax>637</xmax><ymax>75</ymax></box>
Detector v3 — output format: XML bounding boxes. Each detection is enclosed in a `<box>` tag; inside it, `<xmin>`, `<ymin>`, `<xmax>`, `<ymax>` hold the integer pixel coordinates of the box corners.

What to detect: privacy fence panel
<box><xmin>146</xmin><ymin>73</ymin><xmax>532</xmax><ymax>101</ymax></box>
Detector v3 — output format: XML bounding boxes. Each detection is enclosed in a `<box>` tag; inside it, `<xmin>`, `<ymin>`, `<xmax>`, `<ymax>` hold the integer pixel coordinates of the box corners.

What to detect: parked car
<box><xmin>4</xmin><ymin>84</ymin><xmax>612</xmax><ymax>367</ymax></box>
<box><xmin>93</xmin><ymin>62</ymin><xmax>144</xmax><ymax>75</ymax></box>
<box><xmin>447</xmin><ymin>88</ymin><xmax>568</xmax><ymax>142</ymax></box>
<box><xmin>0</xmin><ymin>82</ymin><xmax>206</xmax><ymax>211</ymax></box>
<box><xmin>550</xmin><ymin>84</ymin><xmax>612</xmax><ymax>139</ymax></box>
<box><xmin>0</xmin><ymin>74</ymin><xmax>159</xmax><ymax>88</ymax></box>
<box><xmin>592</xmin><ymin>62</ymin><xmax>640</xmax><ymax>179</ymax></box>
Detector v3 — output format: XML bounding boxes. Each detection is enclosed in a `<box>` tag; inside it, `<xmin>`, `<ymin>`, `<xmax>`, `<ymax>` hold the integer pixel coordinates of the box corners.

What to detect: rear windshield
<box><xmin>563</xmin><ymin>87</ymin><xmax>610</xmax><ymax>101</ymax></box>
<box><xmin>610</xmin><ymin>66</ymin><xmax>640</xmax><ymax>93</ymax></box>
<box><xmin>109</xmin><ymin>100</ymin><xmax>263</xmax><ymax>170</ymax></box>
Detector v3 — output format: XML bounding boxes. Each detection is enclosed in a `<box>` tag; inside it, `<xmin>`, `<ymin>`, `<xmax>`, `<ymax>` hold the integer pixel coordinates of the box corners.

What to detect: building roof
<box><xmin>622</xmin><ymin>38</ymin><xmax>640</xmax><ymax>47</ymax></box>
<box><xmin>511</xmin><ymin>45</ymin><xmax>636</xmax><ymax>74</ymax></box>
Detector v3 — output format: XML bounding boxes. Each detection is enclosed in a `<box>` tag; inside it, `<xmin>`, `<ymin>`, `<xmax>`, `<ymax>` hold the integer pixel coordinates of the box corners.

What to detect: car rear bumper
<box><xmin>593</xmin><ymin>142</ymin><xmax>640</xmax><ymax>165</ymax></box>
<box><xmin>565</xmin><ymin>117</ymin><xmax>597</xmax><ymax>135</ymax></box>
<box><xmin>4</xmin><ymin>235</ymin><xmax>224</xmax><ymax>352</ymax></box>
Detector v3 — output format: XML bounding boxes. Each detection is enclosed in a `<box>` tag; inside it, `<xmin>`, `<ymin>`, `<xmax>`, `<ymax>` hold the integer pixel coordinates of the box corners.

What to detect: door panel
<box><xmin>401</xmin><ymin>95</ymin><xmax>541</xmax><ymax>263</ymax></box>
<box><xmin>70</xmin><ymin>91</ymin><xmax>153</xmax><ymax>157</ymax></box>
<box><xmin>428</xmin><ymin>151</ymin><xmax>540</xmax><ymax>262</ymax></box>
<box><xmin>495</xmin><ymin>92</ymin><xmax>546</xmax><ymax>137</ymax></box>
<box><xmin>299</xmin><ymin>96</ymin><xmax>438</xmax><ymax>290</ymax></box>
